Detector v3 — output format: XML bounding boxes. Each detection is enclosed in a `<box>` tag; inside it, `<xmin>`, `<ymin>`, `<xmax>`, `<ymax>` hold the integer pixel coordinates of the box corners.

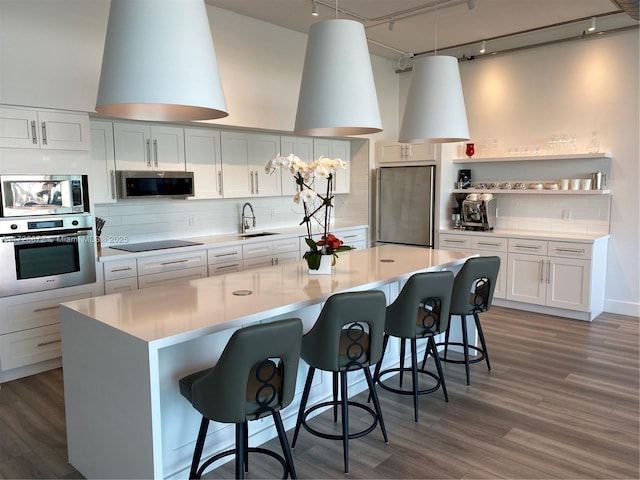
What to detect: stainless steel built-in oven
<box><xmin>0</xmin><ymin>214</ymin><xmax>96</xmax><ymax>297</ymax></box>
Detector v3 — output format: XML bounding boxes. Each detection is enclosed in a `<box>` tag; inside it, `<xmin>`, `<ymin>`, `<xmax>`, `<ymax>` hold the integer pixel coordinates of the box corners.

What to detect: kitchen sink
<box><xmin>237</xmin><ymin>231</ymin><xmax>279</xmax><ymax>238</ymax></box>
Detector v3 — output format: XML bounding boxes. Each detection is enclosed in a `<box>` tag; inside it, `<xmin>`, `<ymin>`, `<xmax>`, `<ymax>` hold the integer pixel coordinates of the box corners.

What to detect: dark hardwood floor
<box><xmin>1</xmin><ymin>307</ymin><xmax>638</xmax><ymax>479</ymax></box>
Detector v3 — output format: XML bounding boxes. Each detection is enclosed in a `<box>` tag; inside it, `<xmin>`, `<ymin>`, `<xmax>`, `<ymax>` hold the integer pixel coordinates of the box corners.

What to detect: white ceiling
<box><xmin>205</xmin><ymin>0</ymin><xmax>639</xmax><ymax>61</ymax></box>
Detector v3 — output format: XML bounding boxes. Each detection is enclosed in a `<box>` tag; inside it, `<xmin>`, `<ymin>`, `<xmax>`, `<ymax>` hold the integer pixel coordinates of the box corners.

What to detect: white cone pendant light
<box><xmin>96</xmin><ymin>0</ymin><xmax>228</xmax><ymax>122</ymax></box>
<box><xmin>398</xmin><ymin>55</ymin><xmax>469</xmax><ymax>143</ymax></box>
<box><xmin>294</xmin><ymin>19</ymin><xmax>382</xmax><ymax>136</ymax></box>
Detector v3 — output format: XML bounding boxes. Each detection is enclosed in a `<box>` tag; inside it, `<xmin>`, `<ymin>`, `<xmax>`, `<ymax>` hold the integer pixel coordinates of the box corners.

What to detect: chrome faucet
<box><xmin>241</xmin><ymin>202</ymin><xmax>256</xmax><ymax>233</ymax></box>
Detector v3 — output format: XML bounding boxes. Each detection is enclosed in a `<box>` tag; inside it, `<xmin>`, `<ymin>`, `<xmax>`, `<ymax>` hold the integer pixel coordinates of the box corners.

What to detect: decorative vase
<box><xmin>308</xmin><ymin>254</ymin><xmax>333</xmax><ymax>275</ymax></box>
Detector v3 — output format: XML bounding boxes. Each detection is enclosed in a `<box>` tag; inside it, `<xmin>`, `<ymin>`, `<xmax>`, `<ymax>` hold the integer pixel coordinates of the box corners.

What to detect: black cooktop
<box><xmin>110</xmin><ymin>239</ymin><xmax>203</xmax><ymax>253</ymax></box>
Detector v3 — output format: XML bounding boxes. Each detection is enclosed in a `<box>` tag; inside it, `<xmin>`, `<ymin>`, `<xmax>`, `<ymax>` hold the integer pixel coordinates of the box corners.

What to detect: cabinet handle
<box><xmin>31</xmin><ymin>120</ymin><xmax>38</xmax><ymax>144</ymax></box>
<box><xmin>444</xmin><ymin>239</ymin><xmax>466</xmax><ymax>244</ymax></box>
<box><xmin>553</xmin><ymin>247</ymin><xmax>585</xmax><ymax>254</ymax></box>
<box><xmin>254</xmin><ymin>172</ymin><xmax>259</xmax><ymax>194</ymax></box>
<box><xmin>270</xmin><ymin>258</ymin><xmax>274</xmax><ymax>265</ymax></box>
<box><xmin>218</xmin><ymin>171</ymin><xmax>223</xmax><ymax>195</ymax></box>
<box><xmin>547</xmin><ymin>259</ymin><xmax>551</xmax><ymax>284</ymax></box>
<box><xmin>110</xmin><ymin>170</ymin><xmax>116</xmax><ymax>199</ymax></box>
<box><xmin>41</xmin><ymin>121</ymin><xmax>48</xmax><ymax>145</ymax></box>
<box><xmin>477</xmin><ymin>242</ymin><xmax>501</xmax><ymax>247</ymax></box>
<box><xmin>146</xmin><ymin>139</ymin><xmax>151</xmax><ymax>167</ymax></box>
<box><xmin>37</xmin><ymin>339</ymin><xmax>62</xmax><ymax>347</ymax></box>
<box><xmin>216</xmin><ymin>264</ymin><xmax>239</xmax><ymax>270</ymax></box>
<box><xmin>343</xmin><ymin>235</ymin><xmax>357</xmax><ymax>239</ymax></box>
<box><xmin>111</xmin><ymin>266</ymin><xmax>133</xmax><ymax>272</ymax></box>
<box><xmin>153</xmin><ymin>139</ymin><xmax>158</xmax><ymax>167</ymax></box>
<box><xmin>540</xmin><ymin>259</ymin><xmax>545</xmax><ymax>283</ymax></box>
<box><xmin>514</xmin><ymin>244</ymin><xmax>541</xmax><ymax>250</ymax></box>
<box><xmin>33</xmin><ymin>305</ymin><xmax>59</xmax><ymax>313</ymax></box>
<box><xmin>250</xmin><ymin>171</ymin><xmax>255</xmax><ymax>194</ymax></box>
<box><xmin>213</xmin><ymin>252</ymin><xmax>237</xmax><ymax>258</ymax></box>
<box><xmin>160</xmin><ymin>259</ymin><xmax>189</xmax><ymax>266</ymax></box>
<box><xmin>275</xmin><ymin>257</ymin><xmax>279</xmax><ymax>265</ymax></box>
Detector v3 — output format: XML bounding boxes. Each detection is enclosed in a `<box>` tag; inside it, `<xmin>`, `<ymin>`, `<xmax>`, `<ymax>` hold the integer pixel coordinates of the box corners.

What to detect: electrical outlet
<box><xmin>562</xmin><ymin>209</ymin><xmax>572</xmax><ymax>221</ymax></box>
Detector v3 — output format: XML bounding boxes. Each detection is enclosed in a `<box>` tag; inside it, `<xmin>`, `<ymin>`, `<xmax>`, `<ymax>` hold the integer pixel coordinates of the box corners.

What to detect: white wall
<box><xmin>405</xmin><ymin>29</ymin><xmax>638</xmax><ymax>316</ymax></box>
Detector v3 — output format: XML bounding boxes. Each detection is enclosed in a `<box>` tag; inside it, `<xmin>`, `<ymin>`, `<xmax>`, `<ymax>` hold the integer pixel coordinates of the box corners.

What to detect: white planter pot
<box><xmin>308</xmin><ymin>254</ymin><xmax>333</xmax><ymax>275</ymax></box>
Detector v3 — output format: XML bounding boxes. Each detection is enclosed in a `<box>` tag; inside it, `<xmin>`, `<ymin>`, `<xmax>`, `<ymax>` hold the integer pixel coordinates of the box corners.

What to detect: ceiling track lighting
<box><xmin>311</xmin><ymin>1</ymin><xmax>319</xmax><ymax>16</ymax></box>
<box><xmin>388</xmin><ymin>18</ymin><xmax>395</xmax><ymax>31</ymax></box>
<box><xmin>467</xmin><ymin>0</ymin><xmax>476</xmax><ymax>10</ymax></box>
<box><xmin>479</xmin><ymin>39</ymin><xmax>486</xmax><ymax>53</ymax></box>
<box><xmin>96</xmin><ymin>0</ymin><xmax>228</xmax><ymax>122</ymax></box>
<box><xmin>588</xmin><ymin>16</ymin><xmax>596</xmax><ymax>32</ymax></box>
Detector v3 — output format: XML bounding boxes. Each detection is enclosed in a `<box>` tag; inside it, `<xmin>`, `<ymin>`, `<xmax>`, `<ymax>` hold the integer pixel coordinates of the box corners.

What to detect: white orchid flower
<box><xmin>300</xmin><ymin>187</ymin><xmax>316</xmax><ymax>203</ymax></box>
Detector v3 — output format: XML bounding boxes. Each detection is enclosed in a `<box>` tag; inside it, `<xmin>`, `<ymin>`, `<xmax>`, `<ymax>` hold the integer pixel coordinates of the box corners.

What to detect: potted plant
<box><xmin>266</xmin><ymin>153</ymin><xmax>354</xmax><ymax>272</ymax></box>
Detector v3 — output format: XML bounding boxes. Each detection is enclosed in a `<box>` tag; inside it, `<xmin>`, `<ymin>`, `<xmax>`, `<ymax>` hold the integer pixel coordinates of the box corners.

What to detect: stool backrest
<box><xmin>190</xmin><ymin>318</ymin><xmax>303</xmax><ymax>423</ymax></box>
<box><xmin>385</xmin><ymin>270</ymin><xmax>455</xmax><ymax>338</ymax></box>
<box><xmin>450</xmin><ymin>256</ymin><xmax>501</xmax><ymax>316</ymax></box>
<box><xmin>302</xmin><ymin>290</ymin><xmax>387</xmax><ymax>372</ymax></box>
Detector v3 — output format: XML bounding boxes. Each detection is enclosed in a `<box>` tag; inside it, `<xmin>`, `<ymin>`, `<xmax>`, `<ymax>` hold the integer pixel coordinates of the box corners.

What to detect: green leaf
<box><xmin>304</xmin><ymin>238</ymin><xmax>318</xmax><ymax>251</ymax></box>
<box><xmin>306</xmin><ymin>252</ymin><xmax>321</xmax><ymax>270</ymax></box>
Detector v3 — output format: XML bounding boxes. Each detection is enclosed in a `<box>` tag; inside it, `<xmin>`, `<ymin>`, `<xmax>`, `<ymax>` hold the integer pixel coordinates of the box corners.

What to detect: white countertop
<box><xmin>439</xmin><ymin>228</ymin><xmax>609</xmax><ymax>243</ymax></box>
<box><xmin>61</xmin><ymin>245</ymin><xmax>473</xmax><ymax>348</ymax></box>
<box><xmin>99</xmin><ymin>223</ymin><xmax>368</xmax><ymax>261</ymax></box>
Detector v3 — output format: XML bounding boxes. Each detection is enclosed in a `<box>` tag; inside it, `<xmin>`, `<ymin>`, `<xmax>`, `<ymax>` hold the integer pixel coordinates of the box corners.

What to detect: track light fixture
<box><xmin>311</xmin><ymin>1</ymin><xmax>319</xmax><ymax>16</ymax></box>
<box><xmin>467</xmin><ymin>0</ymin><xmax>475</xmax><ymax>10</ymax></box>
<box><xmin>588</xmin><ymin>16</ymin><xmax>596</xmax><ymax>32</ymax></box>
<box><xmin>389</xmin><ymin>18</ymin><xmax>395</xmax><ymax>31</ymax></box>
<box><xmin>480</xmin><ymin>40</ymin><xmax>486</xmax><ymax>53</ymax></box>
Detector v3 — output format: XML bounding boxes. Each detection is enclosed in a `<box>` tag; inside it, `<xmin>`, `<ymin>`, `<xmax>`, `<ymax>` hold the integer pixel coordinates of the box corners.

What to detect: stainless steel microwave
<box><xmin>116</xmin><ymin>171</ymin><xmax>194</xmax><ymax>199</ymax></box>
<box><xmin>0</xmin><ymin>174</ymin><xmax>88</xmax><ymax>217</ymax></box>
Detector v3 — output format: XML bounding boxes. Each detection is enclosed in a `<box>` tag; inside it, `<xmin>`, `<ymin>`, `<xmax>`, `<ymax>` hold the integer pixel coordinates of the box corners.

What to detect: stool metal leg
<box><xmin>370</xmin><ymin>334</ymin><xmax>389</xmax><ymax>402</ymax></box>
<box><xmin>235</xmin><ymin>423</ymin><xmax>245</xmax><ymax>480</ymax></box>
<box><xmin>333</xmin><ymin>372</ymin><xmax>339</xmax><ymax>422</ymax></box>
<box><xmin>340</xmin><ymin>371</ymin><xmax>350</xmax><ymax>473</ymax></box>
<box><xmin>292</xmin><ymin>367</ymin><xmax>314</xmax><ymax>448</ymax></box>
<box><xmin>461</xmin><ymin>315</ymin><xmax>471</xmax><ymax>385</ymax></box>
<box><xmin>273</xmin><ymin>410</ymin><xmax>297</xmax><ymax>479</ymax></box>
<box><xmin>190</xmin><ymin>417</ymin><xmax>209</xmax><ymax>479</ymax></box>
<box><xmin>410</xmin><ymin>338</ymin><xmax>419</xmax><ymax>422</ymax></box>
<box><xmin>364</xmin><ymin>367</ymin><xmax>389</xmax><ymax>444</ymax></box>
<box><xmin>428</xmin><ymin>336</ymin><xmax>448</xmax><ymax>401</ymax></box>
<box><xmin>474</xmin><ymin>313</ymin><xmax>491</xmax><ymax>371</ymax></box>
<box><xmin>243</xmin><ymin>421</ymin><xmax>249</xmax><ymax>473</ymax></box>
<box><xmin>399</xmin><ymin>338</ymin><xmax>406</xmax><ymax>388</ymax></box>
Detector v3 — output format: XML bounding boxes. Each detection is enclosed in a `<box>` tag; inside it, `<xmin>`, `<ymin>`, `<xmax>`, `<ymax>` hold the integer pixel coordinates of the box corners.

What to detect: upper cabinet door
<box><xmin>89</xmin><ymin>120</ymin><xmax>117</xmax><ymax>204</ymax></box>
<box><xmin>376</xmin><ymin>141</ymin><xmax>435</xmax><ymax>163</ymax></box>
<box><xmin>313</xmin><ymin>138</ymin><xmax>350</xmax><ymax>194</ymax></box>
<box><xmin>185</xmin><ymin>127</ymin><xmax>222</xmax><ymax>199</ymax></box>
<box><xmin>0</xmin><ymin>106</ymin><xmax>89</xmax><ymax>151</ymax></box>
<box><xmin>113</xmin><ymin>121</ymin><xmax>185</xmax><ymax>171</ymax></box>
<box><xmin>280</xmin><ymin>135</ymin><xmax>313</xmax><ymax>196</ymax></box>
<box><xmin>220</xmin><ymin>131</ymin><xmax>281</xmax><ymax>198</ymax></box>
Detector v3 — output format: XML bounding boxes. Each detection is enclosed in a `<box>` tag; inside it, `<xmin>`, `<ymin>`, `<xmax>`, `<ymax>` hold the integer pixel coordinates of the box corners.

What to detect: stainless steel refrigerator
<box><xmin>377</xmin><ymin>165</ymin><xmax>435</xmax><ymax>247</ymax></box>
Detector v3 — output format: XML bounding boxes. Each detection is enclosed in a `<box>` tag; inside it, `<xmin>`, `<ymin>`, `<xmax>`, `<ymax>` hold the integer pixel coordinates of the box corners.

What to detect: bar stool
<box><xmin>373</xmin><ymin>270</ymin><xmax>454</xmax><ymax>422</ymax></box>
<box><xmin>436</xmin><ymin>256</ymin><xmax>500</xmax><ymax>385</ymax></box>
<box><xmin>291</xmin><ymin>290</ymin><xmax>388</xmax><ymax>474</ymax></box>
<box><xmin>178</xmin><ymin>318</ymin><xmax>303</xmax><ymax>479</ymax></box>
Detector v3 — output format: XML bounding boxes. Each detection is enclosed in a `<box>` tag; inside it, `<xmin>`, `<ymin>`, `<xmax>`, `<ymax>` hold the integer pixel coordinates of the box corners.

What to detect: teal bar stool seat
<box><xmin>373</xmin><ymin>270</ymin><xmax>454</xmax><ymax>422</ymax></box>
<box><xmin>179</xmin><ymin>318</ymin><xmax>303</xmax><ymax>479</ymax></box>
<box><xmin>436</xmin><ymin>256</ymin><xmax>500</xmax><ymax>385</ymax></box>
<box><xmin>291</xmin><ymin>290</ymin><xmax>389</xmax><ymax>474</ymax></box>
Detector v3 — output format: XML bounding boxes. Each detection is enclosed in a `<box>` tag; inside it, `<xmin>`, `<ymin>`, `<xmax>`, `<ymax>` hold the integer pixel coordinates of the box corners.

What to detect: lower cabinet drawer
<box><xmin>138</xmin><ymin>266</ymin><xmax>208</xmax><ymax>289</ymax></box>
<box><xmin>209</xmin><ymin>261</ymin><xmax>242</xmax><ymax>276</ymax></box>
<box><xmin>439</xmin><ymin>233</ymin><xmax>471</xmax><ymax>250</ymax></box>
<box><xmin>103</xmin><ymin>258</ymin><xmax>138</xmax><ymax>281</ymax></box>
<box><xmin>0</xmin><ymin>324</ymin><xmax>61</xmax><ymax>371</ymax></box>
<box><xmin>105</xmin><ymin>277</ymin><xmax>139</xmax><ymax>295</ymax></box>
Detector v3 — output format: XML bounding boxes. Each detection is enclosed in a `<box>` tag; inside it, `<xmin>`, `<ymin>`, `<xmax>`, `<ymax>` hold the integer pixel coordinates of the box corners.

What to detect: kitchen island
<box><xmin>60</xmin><ymin>245</ymin><xmax>475</xmax><ymax>479</ymax></box>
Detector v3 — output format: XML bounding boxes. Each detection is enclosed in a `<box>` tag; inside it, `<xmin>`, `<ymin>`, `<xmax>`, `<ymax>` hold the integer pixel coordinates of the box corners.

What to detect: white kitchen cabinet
<box><xmin>185</xmin><ymin>127</ymin><xmax>222</xmax><ymax>199</ymax></box>
<box><xmin>89</xmin><ymin>120</ymin><xmax>117</xmax><ymax>204</ymax></box>
<box><xmin>220</xmin><ymin>131</ymin><xmax>281</xmax><ymax>198</ymax></box>
<box><xmin>313</xmin><ymin>138</ymin><xmax>351</xmax><ymax>194</ymax></box>
<box><xmin>137</xmin><ymin>249</ymin><xmax>208</xmax><ymax>289</ymax></box>
<box><xmin>207</xmin><ymin>244</ymin><xmax>243</xmax><ymax>276</ymax></box>
<box><xmin>113</xmin><ymin>121</ymin><xmax>185</xmax><ymax>172</ymax></box>
<box><xmin>438</xmin><ymin>232</ymin><xmax>507</xmax><ymax>299</ymax></box>
<box><xmin>137</xmin><ymin>267</ymin><xmax>208</xmax><ymax>289</ymax></box>
<box><xmin>376</xmin><ymin>141</ymin><xmax>435</xmax><ymax>163</ymax></box>
<box><xmin>242</xmin><ymin>237</ymin><xmax>299</xmax><ymax>269</ymax></box>
<box><xmin>103</xmin><ymin>258</ymin><xmax>138</xmax><ymax>294</ymax></box>
<box><xmin>0</xmin><ymin>284</ymin><xmax>100</xmax><ymax>378</ymax></box>
<box><xmin>506</xmin><ymin>238</ymin><xmax>592</xmax><ymax>312</ymax></box>
<box><xmin>280</xmin><ymin>135</ymin><xmax>313</xmax><ymax>196</ymax></box>
<box><xmin>0</xmin><ymin>106</ymin><xmax>90</xmax><ymax>150</ymax></box>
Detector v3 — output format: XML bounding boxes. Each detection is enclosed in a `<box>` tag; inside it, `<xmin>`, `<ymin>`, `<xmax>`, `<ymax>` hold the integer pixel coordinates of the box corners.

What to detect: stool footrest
<box><xmin>376</xmin><ymin>367</ymin><xmax>442</xmax><ymax>396</ymax></box>
<box><xmin>301</xmin><ymin>400</ymin><xmax>379</xmax><ymax>441</ymax></box>
<box><xmin>198</xmin><ymin>447</ymin><xmax>289</xmax><ymax>479</ymax></box>
<box><xmin>436</xmin><ymin>341</ymin><xmax>486</xmax><ymax>364</ymax></box>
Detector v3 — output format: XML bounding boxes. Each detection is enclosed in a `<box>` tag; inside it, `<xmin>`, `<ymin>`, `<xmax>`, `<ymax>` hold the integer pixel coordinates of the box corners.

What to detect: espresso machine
<box><xmin>461</xmin><ymin>194</ymin><xmax>497</xmax><ymax>230</ymax></box>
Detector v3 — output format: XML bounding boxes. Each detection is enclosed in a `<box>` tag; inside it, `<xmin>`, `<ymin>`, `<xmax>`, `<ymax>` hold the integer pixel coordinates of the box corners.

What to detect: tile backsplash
<box><xmin>492</xmin><ymin>193</ymin><xmax>611</xmax><ymax>235</ymax></box>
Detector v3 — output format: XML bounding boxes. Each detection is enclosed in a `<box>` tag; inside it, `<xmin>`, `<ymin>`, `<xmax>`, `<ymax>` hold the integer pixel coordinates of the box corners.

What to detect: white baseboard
<box><xmin>604</xmin><ymin>299</ymin><xmax>640</xmax><ymax>317</ymax></box>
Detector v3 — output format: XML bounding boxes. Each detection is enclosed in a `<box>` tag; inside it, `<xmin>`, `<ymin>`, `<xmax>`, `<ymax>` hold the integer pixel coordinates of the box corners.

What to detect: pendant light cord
<box><xmin>335</xmin><ymin>0</ymin><xmax>338</xmax><ymax>19</ymax></box>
